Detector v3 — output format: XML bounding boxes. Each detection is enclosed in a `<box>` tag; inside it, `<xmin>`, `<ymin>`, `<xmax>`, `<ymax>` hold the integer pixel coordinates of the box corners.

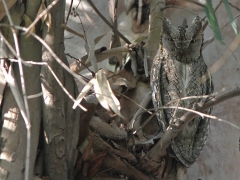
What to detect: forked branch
<box><xmin>140</xmin><ymin>87</ymin><xmax>240</xmax><ymax>171</ymax></box>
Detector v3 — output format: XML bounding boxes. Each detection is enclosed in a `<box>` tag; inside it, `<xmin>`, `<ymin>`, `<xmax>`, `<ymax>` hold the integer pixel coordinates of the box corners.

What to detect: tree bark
<box><xmin>41</xmin><ymin>0</ymin><xmax>80</xmax><ymax>180</ymax></box>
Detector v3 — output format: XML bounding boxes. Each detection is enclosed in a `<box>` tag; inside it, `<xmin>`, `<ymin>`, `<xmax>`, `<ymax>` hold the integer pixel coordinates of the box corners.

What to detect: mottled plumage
<box><xmin>150</xmin><ymin>16</ymin><xmax>213</xmax><ymax>167</ymax></box>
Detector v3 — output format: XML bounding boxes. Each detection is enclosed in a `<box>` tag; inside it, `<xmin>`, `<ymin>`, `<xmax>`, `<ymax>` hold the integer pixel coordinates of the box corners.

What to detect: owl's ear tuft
<box><xmin>163</xmin><ymin>17</ymin><xmax>178</xmax><ymax>36</ymax></box>
<box><xmin>163</xmin><ymin>17</ymin><xmax>171</xmax><ymax>26</ymax></box>
<box><xmin>187</xmin><ymin>16</ymin><xmax>203</xmax><ymax>36</ymax></box>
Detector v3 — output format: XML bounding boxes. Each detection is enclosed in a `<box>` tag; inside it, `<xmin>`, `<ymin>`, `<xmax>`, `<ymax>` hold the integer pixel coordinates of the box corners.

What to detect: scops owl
<box><xmin>150</xmin><ymin>16</ymin><xmax>214</xmax><ymax>167</ymax></box>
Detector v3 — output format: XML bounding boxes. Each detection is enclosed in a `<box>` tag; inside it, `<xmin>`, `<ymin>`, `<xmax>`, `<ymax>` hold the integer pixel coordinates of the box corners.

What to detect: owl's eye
<box><xmin>191</xmin><ymin>39</ymin><xmax>197</xmax><ymax>43</ymax></box>
<box><xmin>168</xmin><ymin>38</ymin><xmax>174</xmax><ymax>41</ymax></box>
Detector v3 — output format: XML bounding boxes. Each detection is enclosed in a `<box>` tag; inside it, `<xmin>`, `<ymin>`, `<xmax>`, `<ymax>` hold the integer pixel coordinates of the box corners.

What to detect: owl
<box><xmin>150</xmin><ymin>16</ymin><xmax>213</xmax><ymax>167</ymax></box>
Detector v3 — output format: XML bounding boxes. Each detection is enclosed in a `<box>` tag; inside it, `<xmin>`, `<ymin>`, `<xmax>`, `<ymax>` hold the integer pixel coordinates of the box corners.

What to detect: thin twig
<box><xmin>152</xmin><ymin>106</ymin><xmax>218</xmax><ymax>121</ymax></box>
<box><xmin>169</xmin><ymin>99</ymin><xmax>181</xmax><ymax>125</ymax></box>
<box><xmin>0</xmin><ymin>33</ymin><xmax>31</xmax><ymax>67</ymax></box>
<box><xmin>203</xmin><ymin>1</ymin><xmax>222</xmax><ymax>21</ymax></box>
<box><xmin>223</xmin><ymin>40</ymin><xmax>239</xmax><ymax>63</ymax></box>
<box><xmin>61</xmin><ymin>24</ymin><xmax>85</xmax><ymax>39</ymax></box>
<box><xmin>228</xmin><ymin>1</ymin><xmax>240</xmax><ymax>12</ymax></box>
<box><xmin>0</xmin><ymin>24</ymin><xmax>87</xmax><ymax>110</ymax></box>
<box><xmin>133</xmin><ymin>112</ymin><xmax>157</xmax><ymax>134</ymax></box>
<box><xmin>87</xmin><ymin>0</ymin><xmax>131</xmax><ymax>44</ymax></box>
<box><xmin>46</xmin><ymin>65</ymin><xmax>87</xmax><ymax>111</ymax></box>
<box><xmin>1</xmin><ymin>24</ymin><xmax>86</xmax><ymax>84</ymax></box>
<box><xmin>66</xmin><ymin>53</ymin><xmax>94</xmax><ymax>75</ymax></box>
<box><xmin>115</xmin><ymin>91</ymin><xmax>152</xmax><ymax>115</ymax></box>
<box><xmin>0</xmin><ymin>65</ymin><xmax>32</xmax><ymax>180</ymax></box>
<box><xmin>2</xmin><ymin>1</ymin><xmax>31</xmax><ymax>179</ymax></box>
<box><xmin>73</xmin><ymin>6</ymin><xmax>88</xmax><ymax>43</ymax></box>
<box><xmin>26</xmin><ymin>0</ymin><xmax>60</xmax><ymax>33</ymax></box>
<box><xmin>69</xmin><ymin>45</ymin><xmax>129</xmax><ymax>73</ymax></box>
<box><xmin>27</xmin><ymin>92</ymin><xmax>43</xmax><ymax>99</ymax></box>
<box><xmin>65</xmin><ymin>0</ymin><xmax>73</xmax><ymax>24</ymax></box>
<box><xmin>8</xmin><ymin>58</ymin><xmax>46</xmax><ymax>66</ymax></box>
<box><xmin>128</xmin><ymin>92</ymin><xmax>152</xmax><ymax>130</ymax></box>
<box><xmin>221</xmin><ymin>13</ymin><xmax>240</xmax><ymax>30</ymax></box>
<box><xmin>140</xmin><ymin>87</ymin><xmax>240</xmax><ymax>170</ymax></box>
<box><xmin>8</xmin><ymin>56</ymin><xmax>85</xmax><ymax>110</ymax></box>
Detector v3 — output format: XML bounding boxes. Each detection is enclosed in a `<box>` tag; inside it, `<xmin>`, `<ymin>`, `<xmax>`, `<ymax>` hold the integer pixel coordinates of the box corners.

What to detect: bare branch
<box><xmin>0</xmin><ymin>0</ymin><xmax>16</xmax><ymax>21</ymax></box>
<box><xmin>69</xmin><ymin>45</ymin><xmax>130</xmax><ymax>73</ymax></box>
<box><xmin>25</xmin><ymin>0</ymin><xmax>60</xmax><ymax>33</ymax></box>
<box><xmin>62</xmin><ymin>23</ymin><xmax>85</xmax><ymax>39</ymax></box>
<box><xmin>2</xmin><ymin>1</ymin><xmax>31</xmax><ymax>179</ymax></box>
<box><xmin>87</xmin><ymin>0</ymin><xmax>131</xmax><ymax>44</ymax></box>
<box><xmin>46</xmin><ymin>65</ymin><xmax>87</xmax><ymax>111</ymax></box>
<box><xmin>65</xmin><ymin>0</ymin><xmax>73</xmax><ymax>24</ymax></box>
<box><xmin>6</xmin><ymin>57</ymin><xmax>85</xmax><ymax>113</ymax></box>
<box><xmin>140</xmin><ymin>87</ymin><xmax>240</xmax><ymax>171</ymax></box>
<box><xmin>0</xmin><ymin>24</ymin><xmax>86</xmax><ymax>85</ymax></box>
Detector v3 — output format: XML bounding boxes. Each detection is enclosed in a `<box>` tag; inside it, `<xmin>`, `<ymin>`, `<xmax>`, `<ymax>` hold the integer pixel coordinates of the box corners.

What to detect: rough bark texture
<box><xmin>41</xmin><ymin>0</ymin><xmax>80</xmax><ymax>180</ymax></box>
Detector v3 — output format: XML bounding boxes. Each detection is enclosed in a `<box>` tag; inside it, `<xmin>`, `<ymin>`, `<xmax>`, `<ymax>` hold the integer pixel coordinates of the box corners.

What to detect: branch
<box><xmin>0</xmin><ymin>24</ymin><xmax>86</xmax><ymax>111</ymax></box>
<box><xmin>0</xmin><ymin>0</ymin><xmax>16</xmax><ymax>21</ymax></box>
<box><xmin>2</xmin><ymin>1</ymin><xmax>31</xmax><ymax>179</ymax></box>
<box><xmin>0</xmin><ymin>24</ymin><xmax>86</xmax><ymax>85</ymax></box>
<box><xmin>65</xmin><ymin>0</ymin><xmax>73</xmax><ymax>24</ymax></box>
<box><xmin>140</xmin><ymin>87</ymin><xmax>240</xmax><ymax>172</ymax></box>
<box><xmin>25</xmin><ymin>0</ymin><xmax>59</xmax><ymax>33</ymax></box>
<box><xmin>87</xmin><ymin>0</ymin><xmax>131</xmax><ymax>44</ymax></box>
<box><xmin>69</xmin><ymin>45</ymin><xmax>130</xmax><ymax>73</ymax></box>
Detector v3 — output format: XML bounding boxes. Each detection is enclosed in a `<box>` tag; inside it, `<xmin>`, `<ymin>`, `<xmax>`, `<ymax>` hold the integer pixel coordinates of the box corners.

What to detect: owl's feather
<box><xmin>151</xmin><ymin>16</ymin><xmax>213</xmax><ymax>167</ymax></box>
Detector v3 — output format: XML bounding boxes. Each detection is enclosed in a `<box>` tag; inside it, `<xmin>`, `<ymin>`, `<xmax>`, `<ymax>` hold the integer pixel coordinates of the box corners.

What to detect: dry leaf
<box><xmin>73</xmin><ymin>78</ymin><xmax>96</xmax><ymax>109</ymax></box>
<box><xmin>61</xmin><ymin>24</ymin><xmax>85</xmax><ymax>39</ymax></box>
<box><xmin>85</xmin><ymin>41</ymin><xmax>98</xmax><ymax>72</ymax></box>
<box><xmin>94</xmin><ymin>69</ymin><xmax>124</xmax><ymax>118</ymax></box>
<box><xmin>129</xmin><ymin>51</ymin><xmax>137</xmax><ymax>76</ymax></box>
<box><xmin>38</xmin><ymin>0</ymin><xmax>51</xmax><ymax>31</ymax></box>
<box><xmin>131</xmin><ymin>36</ymin><xmax>148</xmax><ymax>45</ymax></box>
<box><xmin>22</xmin><ymin>14</ymin><xmax>35</xmax><ymax>37</ymax></box>
<box><xmin>94</xmin><ymin>73</ymin><xmax>110</xmax><ymax>111</ymax></box>
<box><xmin>111</xmin><ymin>78</ymin><xmax>135</xmax><ymax>95</ymax></box>
<box><xmin>94</xmin><ymin>33</ymin><xmax>107</xmax><ymax>45</ymax></box>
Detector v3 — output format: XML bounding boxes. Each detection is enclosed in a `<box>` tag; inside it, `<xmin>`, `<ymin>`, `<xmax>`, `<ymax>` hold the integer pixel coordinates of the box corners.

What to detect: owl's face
<box><xmin>162</xmin><ymin>16</ymin><xmax>203</xmax><ymax>62</ymax></box>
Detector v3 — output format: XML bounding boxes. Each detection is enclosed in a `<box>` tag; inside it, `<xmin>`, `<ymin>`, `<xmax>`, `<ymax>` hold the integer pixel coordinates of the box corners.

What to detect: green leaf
<box><xmin>222</xmin><ymin>0</ymin><xmax>238</xmax><ymax>35</ymax></box>
<box><xmin>204</xmin><ymin>0</ymin><xmax>224</xmax><ymax>44</ymax></box>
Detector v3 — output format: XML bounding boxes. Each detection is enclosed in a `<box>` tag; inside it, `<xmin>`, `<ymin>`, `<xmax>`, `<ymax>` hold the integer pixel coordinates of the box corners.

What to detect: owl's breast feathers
<box><xmin>151</xmin><ymin>16</ymin><xmax>213</xmax><ymax>167</ymax></box>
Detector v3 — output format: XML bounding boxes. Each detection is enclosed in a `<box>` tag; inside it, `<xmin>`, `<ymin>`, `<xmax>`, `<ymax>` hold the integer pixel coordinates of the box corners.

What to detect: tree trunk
<box><xmin>41</xmin><ymin>0</ymin><xmax>80</xmax><ymax>180</ymax></box>
<box><xmin>0</xmin><ymin>1</ymin><xmax>80</xmax><ymax>179</ymax></box>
